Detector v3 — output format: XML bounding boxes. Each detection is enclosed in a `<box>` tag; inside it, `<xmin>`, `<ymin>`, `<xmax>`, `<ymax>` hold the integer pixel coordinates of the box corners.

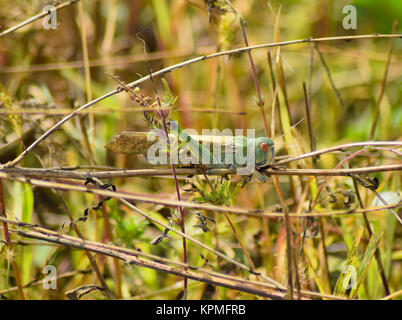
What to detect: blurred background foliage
<box><xmin>0</xmin><ymin>0</ymin><xmax>400</xmax><ymax>299</ymax></box>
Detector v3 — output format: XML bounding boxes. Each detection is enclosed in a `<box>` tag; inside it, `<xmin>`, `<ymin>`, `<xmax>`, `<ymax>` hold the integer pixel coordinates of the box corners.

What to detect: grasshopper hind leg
<box><xmin>254</xmin><ymin>170</ymin><xmax>267</xmax><ymax>183</ymax></box>
<box><xmin>241</xmin><ymin>169</ymin><xmax>267</xmax><ymax>187</ymax></box>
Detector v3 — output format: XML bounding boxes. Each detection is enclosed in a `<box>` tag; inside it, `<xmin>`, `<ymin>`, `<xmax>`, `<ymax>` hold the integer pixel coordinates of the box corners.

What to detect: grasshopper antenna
<box><xmin>272</xmin><ymin>118</ymin><xmax>305</xmax><ymax>144</ymax></box>
<box><xmin>136</xmin><ymin>29</ymin><xmax>166</xmax><ymax>120</ymax></box>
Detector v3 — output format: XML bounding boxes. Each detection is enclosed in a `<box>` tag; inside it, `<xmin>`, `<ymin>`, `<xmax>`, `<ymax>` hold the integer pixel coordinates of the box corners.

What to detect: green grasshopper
<box><xmin>106</xmin><ymin>120</ymin><xmax>275</xmax><ymax>183</ymax></box>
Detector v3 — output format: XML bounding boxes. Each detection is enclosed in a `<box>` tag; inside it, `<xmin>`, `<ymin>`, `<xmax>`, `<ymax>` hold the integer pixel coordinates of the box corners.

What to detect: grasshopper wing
<box><xmin>105</xmin><ymin>131</ymin><xmax>159</xmax><ymax>154</ymax></box>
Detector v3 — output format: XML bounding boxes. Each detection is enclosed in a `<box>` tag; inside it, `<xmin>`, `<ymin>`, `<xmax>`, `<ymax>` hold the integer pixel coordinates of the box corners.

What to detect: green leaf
<box><xmin>333</xmin><ymin>226</ymin><xmax>363</xmax><ymax>296</ymax></box>
<box><xmin>22</xmin><ymin>184</ymin><xmax>34</xmax><ymax>223</ymax></box>
<box><xmin>21</xmin><ymin>183</ymin><xmax>34</xmax><ymax>286</ymax></box>
<box><xmin>161</xmin><ymin>78</ymin><xmax>177</xmax><ymax>107</ymax></box>
<box><xmin>349</xmin><ymin>232</ymin><xmax>383</xmax><ymax>298</ymax></box>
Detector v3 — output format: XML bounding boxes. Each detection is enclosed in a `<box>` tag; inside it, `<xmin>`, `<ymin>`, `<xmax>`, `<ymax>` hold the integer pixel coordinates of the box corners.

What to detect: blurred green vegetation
<box><xmin>0</xmin><ymin>0</ymin><xmax>400</xmax><ymax>300</ymax></box>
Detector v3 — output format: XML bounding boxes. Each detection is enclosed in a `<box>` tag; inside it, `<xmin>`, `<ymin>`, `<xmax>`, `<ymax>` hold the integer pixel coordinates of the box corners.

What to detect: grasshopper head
<box><xmin>255</xmin><ymin>137</ymin><xmax>274</xmax><ymax>169</ymax></box>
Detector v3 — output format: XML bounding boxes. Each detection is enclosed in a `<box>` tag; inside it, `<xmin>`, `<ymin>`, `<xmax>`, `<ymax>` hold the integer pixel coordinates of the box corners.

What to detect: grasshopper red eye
<box><xmin>260</xmin><ymin>142</ymin><xmax>269</xmax><ymax>152</ymax></box>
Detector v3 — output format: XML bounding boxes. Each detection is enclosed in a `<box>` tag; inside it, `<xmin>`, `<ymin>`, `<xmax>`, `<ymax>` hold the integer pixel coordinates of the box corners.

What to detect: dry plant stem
<box><xmin>272</xmin><ymin>176</ymin><xmax>295</xmax><ymax>299</ymax></box>
<box><xmin>269</xmin><ymin>8</ymin><xmax>299</xmax><ymax>297</ymax></box>
<box><xmin>0</xmin><ymin>217</ymin><xmax>218</xmax><ymax>276</ymax></box>
<box><xmin>0</xmin><ymin>0</ymin><xmax>80</xmax><ymax>38</ymax></box>
<box><xmin>317</xmin><ymin>216</ymin><xmax>330</xmax><ymax>293</ymax></box>
<box><xmin>267</xmin><ymin>50</ymin><xmax>277</xmax><ymax>93</ymax></box>
<box><xmin>77</xmin><ymin>117</ymin><xmax>94</xmax><ymax>165</ymax></box>
<box><xmin>314</xmin><ymin>43</ymin><xmax>345</xmax><ymax>109</ymax></box>
<box><xmin>3</xmin><ymin>34</ymin><xmax>401</xmax><ymax>168</ymax></box>
<box><xmin>202</xmin><ymin>174</ymin><xmax>258</xmax><ymax>274</ymax></box>
<box><xmin>308</xmin><ymin>43</ymin><xmax>316</xmax><ymax>167</ymax></box>
<box><xmin>1</xmin><ymin>163</ymin><xmax>401</xmax><ymax>181</ymax></box>
<box><xmin>161</xmin><ymin>118</ymin><xmax>188</xmax><ymax>299</ymax></box>
<box><xmin>351</xmin><ymin>179</ymin><xmax>390</xmax><ymax>296</ymax></box>
<box><xmin>381</xmin><ymin>289</ymin><xmax>402</xmax><ymax>300</ymax></box>
<box><xmin>273</xmin><ymin>31</ymin><xmax>297</xmax><ymax>203</ymax></box>
<box><xmin>0</xmin><ymin>217</ymin><xmax>365</xmax><ymax>300</ymax></box>
<box><xmin>290</xmin><ymin>177</ymin><xmax>308</xmax><ymax>299</ymax></box>
<box><xmin>77</xmin><ymin>1</ymin><xmax>95</xmax><ymax>152</ymax></box>
<box><xmin>270</xmin><ymin>88</ymin><xmax>278</xmax><ymax>138</ymax></box>
<box><xmin>74</xmin><ymin>39</ymin><xmax>117</xmax><ymax>291</ymax></box>
<box><xmin>4</xmin><ymin>217</ymin><xmax>193</xmax><ymax>270</ymax></box>
<box><xmin>224</xmin><ymin>0</ymin><xmax>263</xmax><ymax>106</ymax></box>
<box><xmin>291</xmin><ymin>242</ymin><xmax>302</xmax><ymax>299</ymax></box>
<box><xmin>3</xmin><ymin>215</ymin><xmax>345</xmax><ymax>299</ymax></box>
<box><xmin>11</xmin><ymin>231</ymin><xmax>285</xmax><ymax>299</ymax></box>
<box><xmin>1</xmin><ymin>218</ymin><xmax>289</xmax><ymax>296</ymax></box>
<box><xmin>303</xmin><ymin>81</ymin><xmax>316</xmax><ymax>164</ymax></box>
<box><xmin>120</xmin><ymin>198</ymin><xmax>282</xmax><ymax>289</ymax></box>
<box><xmin>3</xmin><ymin>90</ymin><xmax>118</xmax><ymax>168</ymax></box>
<box><xmin>0</xmin><ymin>107</ymin><xmax>247</xmax><ymax>116</ymax></box>
<box><xmin>0</xmin><ymin>47</ymin><xmax>216</xmax><ymax>74</ymax></box>
<box><xmin>302</xmin><ymin>79</ymin><xmax>331</xmax><ymax>292</ymax></box>
<box><xmin>0</xmin><ymin>35</ymin><xmax>398</xmax><ymax>70</ymax></box>
<box><xmin>56</xmin><ymin>192</ymin><xmax>114</xmax><ymax>299</ymax></box>
<box><xmin>369</xmin><ymin>21</ymin><xmax>397</xmax><ymax>140</ymax></box>
<box><xmin>0</xmin><ymin>179</ymin><xmax>25</xmax><ymax>299</ymax></box>
<box><xmin>101</xmin><ymin>0</ymin><xmax>119</xmax><ymax>56</ymax></box>
<box><xmin>223</xmin><ymin>212</ymin><xmax>257</xmax><ymax>271</ymax></box>
<box><xmin>98</xmin><ymin>200</ymin><xmax>122</xmax><ymax>298</ymax></box>
<box><xmin>8</xmin><ymin>228</ymin><xmax>287</xmax><ymax>299</ymax></box>
<box><xmin>300</xmin><ymin>79</ymin><xmax>320</xmax><ymax>291</ymax></box>
<box><xmin>308</xmin><ymin>43</ymin><xmax>314</xmax><ymax>98</ymax></box>
<box><xmin>2</xmin><ymin>222</ymin><xmax>229</xmax><ymax>293</ymax></box>
<box><xmin>0</xmin><ymin>170</ymin><xmax>399</xmax><ymax>219</ymax></box>
<box><xmin>0</xmin><ymin>215</ymin><xmax>290</xmax><ymax>295</ymax></box>
<box><xmin>145</xmin><ymin>56</ymin><xmax>189</xmax><ymax>300</ymax></box>
<box><xmin>0</xmin><ymin>177</ymin><xmax>285</xmax><ymax>285</ymax></box>
<box><xmin>274</xmin><ymin>141</ymin><xmax>402</xmax><ymax>166</ymax></box>
<box><xmin>276</xmin><ymin>51</ymin><xmax>293</xmax><ymax>126</ymax></box>
<box><xmin>266</xmin><ymin>49</ymin><xmax>279</xmax><ymax>138</ymax></box>
<box><xmin>102</xmin><ymin>169</ymin><xmax>284</xmax><ymax>289</ymax></box>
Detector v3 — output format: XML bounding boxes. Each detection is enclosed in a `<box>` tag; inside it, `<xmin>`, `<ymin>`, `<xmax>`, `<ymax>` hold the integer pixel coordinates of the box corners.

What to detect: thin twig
<box><xmin>56</xmin><ymin>192</ymin><xmax>114</xmax><ymax>299</ymax></box>
<box><xmin>0</xmin><ymin>47</ymin><xmax>215</xmax><ymax>73</ymax></box>
<box><xmin>272</xmin><ymin>176</ymin><xmax>294</xmax><ymax>299</ymax></box>
<box><xmin>2</xmin><ymin>214</ymin><xmax>346</xmax><ymax>300</ymax></box>
<box><xmin>77</xmin><ymin>1</ymin><xmax>95</xmax><ymax>154</ymax></box>
<box><xmin>1</xmin><ymin>163</ymin><xmax>401</xmax><ymax>180</ymax></box>
<box><xmin>0</xmin><ymin>169</ymin><xmax>400</xmax><ymax>218</ymax></box>
<box><xmin>5</xmin><ymin>225</ymin><xmax>285</xmax><ymax>299</ymax></box>
<box><xmin>275</xmin><ymin>141</ymin><xmax>402</xmax><ymax>166</ymax></box>
<box><xmin>0</xmin><ymin>0</ymin><xmax>80</xmax><ymax>38</ymax></box>
<box><xmin>0</xmin><ymin>107</ymin><xmax>246</xmax><ymax>115</ymax></box>
<box><xmin>314</xmin><ymin>43</ymin><xmax>346</xmax><ymax>109</ymax></box>
<box><xmin>2</xmin><ymin>217</ymin><xmax>345</xmax><ymax>300</ymax></box>
<box><xmin>224</xmin><ymin>0</ymin><xmax>263</xmax><ymax>106</ymax></box>
<box><xmin>0</xmin><ymin>179</ymin><xmax>25</xmax><ymax>299</ymax></box>
<box><xmin>369</xmin><ymin>21</ymin><xmax>397</xmax><ymax>140</ymax></box>
<box><xmin>302</xmin><ymin>81</ymin><xmax>316</xmax><ymax>165</ymax></box>
<box><xmin>1</xmin><ymin>220</ymin><xmax>348</xmax><ymax>300</ymax></box>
